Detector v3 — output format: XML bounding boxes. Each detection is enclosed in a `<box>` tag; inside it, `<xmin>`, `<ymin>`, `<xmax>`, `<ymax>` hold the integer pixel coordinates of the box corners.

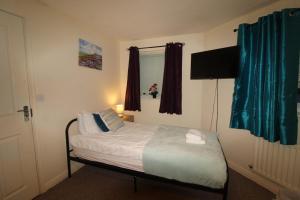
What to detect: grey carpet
<box><xmin>34</xmin><ymin>166</ymin><xmax>275</xmax><ymax>200</ymax></box>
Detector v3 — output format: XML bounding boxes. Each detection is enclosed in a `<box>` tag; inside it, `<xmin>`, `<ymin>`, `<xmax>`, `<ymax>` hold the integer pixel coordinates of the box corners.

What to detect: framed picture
<box><xmin>79</xmin><ymin>38</ymin><xmax>102</xmax><ymax>70</ymax></box>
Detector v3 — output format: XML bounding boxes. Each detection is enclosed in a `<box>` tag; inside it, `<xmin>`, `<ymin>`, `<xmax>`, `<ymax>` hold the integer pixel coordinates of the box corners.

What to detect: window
<box><xmin>140</xmin><ymin>53</ymin><xmax>164</xmax><ymax>99</ymax></box>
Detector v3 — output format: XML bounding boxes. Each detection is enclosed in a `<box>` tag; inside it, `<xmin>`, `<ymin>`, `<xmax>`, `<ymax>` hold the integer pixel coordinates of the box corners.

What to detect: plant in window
<box><xmin>149</xmin><ymin>83</ymin><xmax>158</xmax><ymax>98</ymax></box>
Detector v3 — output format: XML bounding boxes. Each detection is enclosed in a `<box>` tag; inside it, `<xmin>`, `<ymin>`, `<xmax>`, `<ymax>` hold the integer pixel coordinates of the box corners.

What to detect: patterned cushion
<box><xmin>99</xmin><ymin>108</ymin><xmax>124</xmax><ymax>131</ymax></box>
<box><xmin>92</xmin><ymin>113</ymin><xmax>109</xmax><ymax>132</ymax></box>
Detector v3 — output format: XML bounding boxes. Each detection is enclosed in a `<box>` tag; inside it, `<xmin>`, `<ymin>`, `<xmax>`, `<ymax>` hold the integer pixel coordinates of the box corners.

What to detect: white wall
<box><xmin>120</xmin><ymin>0</ymin><xmax>300</xmax><ymax>193</ymax></box>
<box><xmin>0</xmin><ymin>0</ymin><xmax>120</xmax><ymax>193</ymax></box>
<box><xmin>120</xmin><ymin>33</ymin><xmax>205</xmax><ymax>128</ymax></box>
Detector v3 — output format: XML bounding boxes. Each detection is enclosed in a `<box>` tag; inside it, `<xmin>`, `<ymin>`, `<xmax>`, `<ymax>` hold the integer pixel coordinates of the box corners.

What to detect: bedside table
<box><xmin>122</xmin><ymin>114</ymin><xmax>134</xmax><ymax>122</ymax></box>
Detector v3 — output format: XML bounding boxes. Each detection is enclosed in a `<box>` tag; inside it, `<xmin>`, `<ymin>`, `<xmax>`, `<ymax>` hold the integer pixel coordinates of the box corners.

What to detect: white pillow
<box><xmin>78</xmin><ymin>113</ymin><xmax>87</xmax><ymax>135</ymax></box>
<box><xmin>77</xmin><ymin>112</ymin><xmax>103</xmax><ymax>135</ymax></box>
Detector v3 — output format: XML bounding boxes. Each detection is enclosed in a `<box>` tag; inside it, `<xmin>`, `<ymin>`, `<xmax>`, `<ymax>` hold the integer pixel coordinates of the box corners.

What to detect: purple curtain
<box><xmin>159</xmin><ymin>43</ymin><xmax>183</xmax><ymax>114</ymax></box>
<box><xmin>125</xmin><ymin>47</ymin><xmax>141</xmax><ymax>111</ymax></box>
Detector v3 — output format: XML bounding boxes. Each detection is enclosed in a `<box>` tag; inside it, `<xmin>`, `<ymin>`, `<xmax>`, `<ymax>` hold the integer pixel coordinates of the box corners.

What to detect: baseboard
<box><xmin>41</xmin><ymin>162</ymin><xmax>84</xmax><ymax>193</ymax></box>
<box><xmin>42</xmin><ymin>170</ymin><xmax>67</xmax><ymax>193</ymax></box>
<box><xmin>227</xmin><ymin>159</ymin><xmax>280</xmax><ymax>194</ymax></box>
<box><xmin>71</xmin><ymin>161</ymin><xmax>84</xmax><ymax>174</ymax></box>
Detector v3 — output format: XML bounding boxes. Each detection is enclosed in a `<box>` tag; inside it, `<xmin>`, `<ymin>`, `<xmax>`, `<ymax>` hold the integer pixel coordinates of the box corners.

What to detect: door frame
<box><xmin>0</xmin><ymin>8</ymin><xmax>41</xmax><ymax>195</ymax></box>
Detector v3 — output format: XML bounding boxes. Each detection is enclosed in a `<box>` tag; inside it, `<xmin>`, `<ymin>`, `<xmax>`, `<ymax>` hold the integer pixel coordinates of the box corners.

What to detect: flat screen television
<box><xmin>190</xmin><ymin>46</ymin><xmax>239</xmax><ymax>79</ymax></box>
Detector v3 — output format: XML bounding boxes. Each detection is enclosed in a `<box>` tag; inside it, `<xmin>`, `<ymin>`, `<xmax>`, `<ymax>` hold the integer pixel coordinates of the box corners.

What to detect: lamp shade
<box><xmin>115</xmin><ymin>104</ymin><xmax>124</xmax><ymax>114</ymax></box>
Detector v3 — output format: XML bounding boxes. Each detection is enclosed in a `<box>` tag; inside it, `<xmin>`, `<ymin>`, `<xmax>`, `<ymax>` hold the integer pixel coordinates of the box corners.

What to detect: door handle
<box><xmin>17</xmin><ymin>105</ymin><xmax>30</xmax><ymax>121</ymax></box>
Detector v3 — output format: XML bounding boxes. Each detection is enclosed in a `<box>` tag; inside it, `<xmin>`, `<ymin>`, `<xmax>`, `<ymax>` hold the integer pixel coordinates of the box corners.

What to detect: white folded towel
<box><xmin>186</xmin><ymin>129</ymin><xmax>206</xmax><ymax>139</ymax></box>
<box><xmin>186</xmin><ymin>137</ymin><xmax>206</xmax><ymax>144</ymax></box>
<box><xmin>186</xmin><ymin>129</ymin><xmax>206</xmax><ymax>145</ymax></box>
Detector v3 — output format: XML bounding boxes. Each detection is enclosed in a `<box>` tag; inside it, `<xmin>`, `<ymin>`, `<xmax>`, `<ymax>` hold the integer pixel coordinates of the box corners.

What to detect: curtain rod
<box><xmin>233</xmin><ymin>10</ymin><xmax>299</xmax><ymax>32</ymax></box>
<box><xmin>127</xmin><ymin>43</ymin><xmax>185</xmax><ymax>50</ymax></box>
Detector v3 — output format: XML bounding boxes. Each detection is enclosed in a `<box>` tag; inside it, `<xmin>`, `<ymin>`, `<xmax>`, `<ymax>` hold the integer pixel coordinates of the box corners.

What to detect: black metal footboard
<box><xmin>65</xmin><ymin>118</ymin><xmax>229</xmax><ymax>200</ymax></box>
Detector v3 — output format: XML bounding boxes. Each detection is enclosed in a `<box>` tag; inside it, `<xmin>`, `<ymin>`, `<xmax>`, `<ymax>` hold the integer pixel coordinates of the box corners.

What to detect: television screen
<box><xmin>190</xmin><ymin>46</ymin><xmax>239</xmax><ymax>79</ymax></box>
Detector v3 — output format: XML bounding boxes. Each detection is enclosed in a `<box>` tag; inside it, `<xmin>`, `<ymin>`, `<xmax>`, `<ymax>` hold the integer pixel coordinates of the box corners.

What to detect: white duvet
<box><xmin>70</xmin><ymin>122</ymin><xmax>157</xmax><ymax>170</ymax></box>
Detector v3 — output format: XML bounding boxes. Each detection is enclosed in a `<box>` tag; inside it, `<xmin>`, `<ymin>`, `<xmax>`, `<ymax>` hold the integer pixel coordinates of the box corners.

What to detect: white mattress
<box><xmin>70</xmin><ymin>122</ymin><xmax>157</xmax><ymax>171</ymax></box>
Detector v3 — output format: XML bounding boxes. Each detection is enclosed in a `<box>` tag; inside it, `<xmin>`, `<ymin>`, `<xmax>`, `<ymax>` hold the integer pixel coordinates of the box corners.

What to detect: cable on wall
<box><xmin>216</xmin><ymin>79</ymin><xmax>219</xmax><ymax>133</ymax></box>
<box><xmin>209</xmin><ymin>79</ymin><xmax>219</xmax><ymax>133</ymax></box>
<box><xmin>209</xmin><ymin>80</ymin><xmax>217</xmax><ymax>131</ymax></box>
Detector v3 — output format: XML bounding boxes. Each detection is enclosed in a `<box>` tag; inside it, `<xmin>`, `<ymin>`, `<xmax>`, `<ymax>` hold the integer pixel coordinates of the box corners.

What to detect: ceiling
<box><xmin>40</xmin><ymin>0</ymin><xmax>278</xmax><ymax>40</ymax></box>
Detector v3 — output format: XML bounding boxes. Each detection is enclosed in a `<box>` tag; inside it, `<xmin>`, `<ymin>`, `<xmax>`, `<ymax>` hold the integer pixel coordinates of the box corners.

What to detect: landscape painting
<box><xmin>79</xmin><ymin>38</ymin><xmax>102</xmax><ymax>70</ymax></box>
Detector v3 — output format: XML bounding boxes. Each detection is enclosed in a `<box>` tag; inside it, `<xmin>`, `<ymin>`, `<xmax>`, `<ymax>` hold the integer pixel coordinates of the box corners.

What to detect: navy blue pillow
<box><xmin>92</xmin><ymin>113</ymin><xmax>109</xmax><ymax>132</ymax></box>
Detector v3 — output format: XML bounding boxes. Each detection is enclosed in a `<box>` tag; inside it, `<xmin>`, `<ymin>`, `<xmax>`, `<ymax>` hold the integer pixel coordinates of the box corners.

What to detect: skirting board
<box><xmin>42</xmin><ymin>170</ymin><xmax>67</xmax><ymax>193</ymax></box>
<box><xmin>227</xmin><ymin>159</ymin><xmax>280</xmax><ymax>194</ymax></box>
<box><xmin>42</xmin><ymin>162</ymin><xmax>83</xmax><ymax>193</ymax></box>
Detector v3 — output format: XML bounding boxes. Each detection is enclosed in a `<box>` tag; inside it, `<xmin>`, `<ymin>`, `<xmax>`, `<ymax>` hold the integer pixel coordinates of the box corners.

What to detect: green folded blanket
<box><xmin>142</xmin><ymin>125</ymin><xmax>227</xmax><ymax>189</ymax></box>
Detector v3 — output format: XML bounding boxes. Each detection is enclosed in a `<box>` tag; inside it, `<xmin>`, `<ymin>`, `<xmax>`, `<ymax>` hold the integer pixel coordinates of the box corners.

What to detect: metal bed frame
<box><xmin>65</xmin><ymin>118</ymin><xmax>229</xmax><ymax>200</ymax></box>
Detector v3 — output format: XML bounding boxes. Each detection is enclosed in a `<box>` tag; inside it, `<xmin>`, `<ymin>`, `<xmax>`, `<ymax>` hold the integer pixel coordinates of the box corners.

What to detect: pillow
<box><xmin>77</xmin><ymin>112</ymin><xmax>103</xmax><ymax>135</ymax></box>
<box><xmin>99</xmin><ymin>108</ymin><xmax>124</xmax><ymax>131</ymax></box>
<box><xmin>92</xmin><ymin>113</ymin><xmax>109</xmax><ymax>132</ymax></box>
<box><xmin>78</xmin><ymin>113</ymin><xmax>88</xmax><ymax>135</ymax></box>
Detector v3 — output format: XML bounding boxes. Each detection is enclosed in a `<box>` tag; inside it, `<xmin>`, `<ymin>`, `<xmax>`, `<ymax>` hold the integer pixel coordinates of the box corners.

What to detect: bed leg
<box><xmin>66</xmin><ymin>119</ymin><xmax>76</xmax><ymax>178</ymax></box>
<box><xmin>133</xmin><ymin>176</ymin><xmax>137</xmax><ymax>192</ymax></box>
<box><xmin>67</xmin><ymin>158</ymin><xmax>71</xmax><ymax>178</ymax></box>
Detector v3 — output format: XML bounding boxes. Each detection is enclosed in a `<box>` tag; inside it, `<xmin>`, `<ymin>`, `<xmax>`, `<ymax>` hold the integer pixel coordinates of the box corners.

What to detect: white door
<box><xmin>0</xmin><ymin>10</ymin><xmax>39</xmax><ymax>200</ymax></box>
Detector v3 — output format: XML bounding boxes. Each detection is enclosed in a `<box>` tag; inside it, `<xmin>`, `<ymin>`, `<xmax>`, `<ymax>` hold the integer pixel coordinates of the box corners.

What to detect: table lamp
<box><xmin>115</xmin><ymin>104</ymin><xmax>124</xmax><ymax>117</ymax></box>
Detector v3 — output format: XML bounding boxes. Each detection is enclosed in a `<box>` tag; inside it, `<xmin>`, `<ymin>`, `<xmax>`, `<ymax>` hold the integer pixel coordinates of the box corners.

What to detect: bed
<box><xmin>65</xmin><ymin>119</ymin><xmax>229</xmax><ymax>199</ymax></box>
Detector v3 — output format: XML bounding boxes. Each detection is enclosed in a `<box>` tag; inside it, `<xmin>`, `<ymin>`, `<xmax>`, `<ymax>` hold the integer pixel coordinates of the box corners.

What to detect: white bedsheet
<box><xmin>70</xmin><ymin>122</ymin><xmax>157</xmax><ymax>171</ymax></box>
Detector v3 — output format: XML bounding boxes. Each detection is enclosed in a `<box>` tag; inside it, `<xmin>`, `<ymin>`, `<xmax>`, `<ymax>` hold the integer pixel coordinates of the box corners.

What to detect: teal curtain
<box><xmin>230</xmin><ymin>8</ymin><xmax>300</xmax><ymax>145</ymax></box>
